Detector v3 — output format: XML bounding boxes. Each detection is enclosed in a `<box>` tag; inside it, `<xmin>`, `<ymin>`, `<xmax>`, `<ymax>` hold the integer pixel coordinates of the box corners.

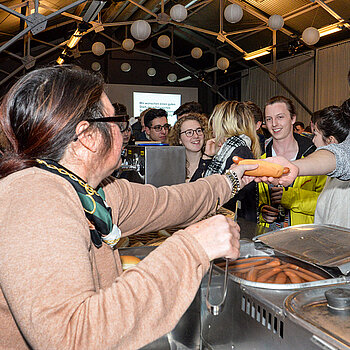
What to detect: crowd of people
<box><xmin>0</xmin><ymin>64</ymin><xmax>349</xmax><ymax>349</ymax></box>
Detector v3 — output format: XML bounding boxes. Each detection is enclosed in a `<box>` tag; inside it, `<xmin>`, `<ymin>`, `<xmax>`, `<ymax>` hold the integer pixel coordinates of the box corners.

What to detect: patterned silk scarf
<box><xmin>36</xmin><ymin>159</ymin><xmax>121</xmax><ymax>249</ymax></box>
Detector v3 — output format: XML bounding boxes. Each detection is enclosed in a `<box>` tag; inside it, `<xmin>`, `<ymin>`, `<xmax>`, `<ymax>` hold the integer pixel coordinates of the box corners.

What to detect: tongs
<box><xmin>205</xmin><ymin>200</ymin><xmax>238</xmax><ymax>315</ymax></box>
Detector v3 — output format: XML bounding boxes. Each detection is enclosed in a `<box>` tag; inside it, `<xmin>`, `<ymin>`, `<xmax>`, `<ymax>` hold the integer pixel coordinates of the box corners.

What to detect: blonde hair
<box><xmin>167</xmin><ymin>113</ymin><xmax>210</xmax><ymax>147</ymax></box>
<box><xmin>209</xmin><ymin>101</ymin><xmax>261</xmax><ymax>158</ymax></box>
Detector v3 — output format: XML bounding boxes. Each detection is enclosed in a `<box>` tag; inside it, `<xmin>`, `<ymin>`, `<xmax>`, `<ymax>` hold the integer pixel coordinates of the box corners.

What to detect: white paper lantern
<box><xmin>217</xmin><ymin>57</ymin><xmax>229</xmax><ymax>70</ymax></box>
<box><xmin>147</xmin><ymin>67</ymin><xmax>156</xmax><ymax>77</ymax></box>
<box><xmin>130</xmin><ymin>20</ymin><xmax>151</xmax><ymax>41</ymax></box>
<box><xmin>157</xmin><ymin>35</ymin><xmax>171</xmax><ymax>48</ymax></box>
<box><xmin>92</xmin><ymin>42</ymin><xmax>105</xmax><ymax>56</ymax></box>
<box><xmin>121</xmin><ymin>63</ymin><xmax>131</xmax><ymax>72</ymax></box>
<box><xmin>167</xmin><ymin>73</ymin><xmax>177</xmax><ymax>82</ymax></box>
<box><xmin>302</xmin><ymin>27</ymin><xmax>320</xmax><ymax>45</ymax></box>
<box><xmin>122</xmin><ymin>38</ymin><xmax>135</xmax><ymax>51</ymax></box>
<box><xmin>224</xmin><ymin>4</ymin><xmax>243</xmax><ymax>24</ymax></box>
<box><xmin>170</xmin><ymin>4</ymin><xmax>187</xmax><ymax>22</ymax></box>
<box><xmin>91</xmin><ymin>62</ymin><xmax>101</xmax><ymax>71</ymax></box>
<box><xmin>191</xmin><ymin>47</ymin><xmax>203</xmax><ymax>59</ymax></box>
<box><xmin>268</xmin><ymin>15</ymin><xmax>284</xmax><ymax>30</ymax></box>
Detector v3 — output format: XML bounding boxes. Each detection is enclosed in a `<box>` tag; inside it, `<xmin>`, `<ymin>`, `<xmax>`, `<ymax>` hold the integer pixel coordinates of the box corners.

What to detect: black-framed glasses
<box><xmin>149</xmin><ymin>123</ymin><xmax>170</xmax><ymax>132</ymax></box>
<box><xmin>180</xmin><ymin>127</ymin><xmax>204</xmax><ymax>138</ymax></box>
<box><xmin>87</xmin><ymin>115</ymin><xmax>130</xmax><ymax>132</ymax></box>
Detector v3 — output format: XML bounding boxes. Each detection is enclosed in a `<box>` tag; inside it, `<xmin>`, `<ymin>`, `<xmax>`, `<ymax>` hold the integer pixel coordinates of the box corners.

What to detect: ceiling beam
<box><xmin>313</xmin><ymin>0</ymin><xmax>350</xmax><ymax>29</ymax></box>
<box><xmin>228</xmin><ymin>0</ymin><xmax>296</xmax><ymax>37</ymax></box>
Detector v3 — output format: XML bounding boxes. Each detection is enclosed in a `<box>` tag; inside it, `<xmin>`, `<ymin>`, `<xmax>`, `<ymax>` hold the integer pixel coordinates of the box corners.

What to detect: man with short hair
<box><xmin>174</xmin><ymin>101</ymin><xmax>203</xmax><ymax>119</ymax></box>
<box><xmin>144</xmin><ymin>108</ymin><xmax>170</xmax><ymax>142</ymax></box>
<box><xmin>257</xmin><ymin>96</ymin><xmax>326</xmax><ymax>231</ymax></box>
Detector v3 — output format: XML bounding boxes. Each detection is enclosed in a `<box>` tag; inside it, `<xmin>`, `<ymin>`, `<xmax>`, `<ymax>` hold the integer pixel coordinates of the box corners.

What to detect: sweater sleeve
<box><xmin>318</xmin><ymin>133</ymin><xmax>350</xmax><ymax>180</ymax></box>
<box><xmin>0</xmin><ymin>171</ymin><xmax>213</xmax><ymax>349</ymax></box>
<box><xmin>103</xmin><ymin>174</ymin><xmax>232</xmax><ymax>235</ymax></box>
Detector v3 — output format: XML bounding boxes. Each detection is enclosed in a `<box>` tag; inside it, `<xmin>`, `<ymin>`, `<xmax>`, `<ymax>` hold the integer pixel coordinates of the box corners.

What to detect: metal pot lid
<box><xmin>284</xmin><ymin>282</ymin><xmax>350</xmax><ymax>349</ymax></box>
<box><xmin>253</xmin><ymin>224</ymin><xmax>350</xmax><ymax>275</ymax></box>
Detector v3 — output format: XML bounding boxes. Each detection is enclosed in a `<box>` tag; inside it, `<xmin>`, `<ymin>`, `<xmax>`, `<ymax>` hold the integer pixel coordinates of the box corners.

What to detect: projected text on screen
<box><xmin>133</xmin><ymin>92</ymin><xmax>181</xmax><ymax>125</ymax></box>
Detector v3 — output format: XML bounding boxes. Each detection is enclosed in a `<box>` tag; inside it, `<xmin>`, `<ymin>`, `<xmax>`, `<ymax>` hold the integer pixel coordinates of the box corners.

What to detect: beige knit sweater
<box><xmin>0</xmin><ymin>168</ymin><xmax>231</xmax><ymax>349</ymax></box>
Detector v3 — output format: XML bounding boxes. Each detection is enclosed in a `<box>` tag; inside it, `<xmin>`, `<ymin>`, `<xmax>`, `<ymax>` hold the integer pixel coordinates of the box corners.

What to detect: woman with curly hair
<box><xmin>167</xmin><ymin>112</ymin><xmax>210</xmax><ymax>181</ymax></box>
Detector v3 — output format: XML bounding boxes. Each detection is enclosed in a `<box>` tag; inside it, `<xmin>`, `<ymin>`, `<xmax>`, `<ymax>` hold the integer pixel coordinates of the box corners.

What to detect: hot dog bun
<box><xmin>232</xmin><ymin>157</ymin><xmax>289</xmax><ymax>177</ymax></box>
<box><xmin>120</xmin><ymin>255</ymin><xmax>141</xmax><ymax>270</ymax></box>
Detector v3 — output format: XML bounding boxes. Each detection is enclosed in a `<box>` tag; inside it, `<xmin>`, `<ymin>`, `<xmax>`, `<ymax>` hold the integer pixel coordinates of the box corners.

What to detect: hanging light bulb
<box><xmin>92</xmin><ymin>42</ymin><xmax>106</xmax><ymax>56</ymax></box>
<box><xmin>268</xmin><ymin>15</ymin><xmax>284</xmax><ymax>30</ymax></box>
<box><xmin>191</xmin><ymin>47</ymin><xmax>203</xmax><ymax>59</ymax></box>
<box><xmin>224</xmin><ymin>4</ymin><xmax>243</xmax><ymax>24</ymax></box>
<box><xmin>217</xmin><ymin>57</ymin><xmax>229</xmax><ymax>70</ymax></box>
<box><xmin>122</xmin><ymin>38</ymin><xmax>135</xmax><ymax>51</ymax></box>
<box><xmin>121</xmin><ymin>63</ymin><xmax>131</xmax><ymax>72</ymax></box>
<box><xmin>170</xmin><ymin>4</ymin><xmax>187</xmax><ymax>22</ymax></box>
<box><xmin>157</xmin><ymin>35</ymin><xmax>171</xmax><ymax>48</ymax></box>
<box><xmin>302</xmin><ymin>27</ymin><xmax>320</xmax><ymax>45</ymax></box>
<box><xmin>91</xmin><ymin>62</ymin><xmax>101</xmax><ymax>71</ymax></box>
<box><xmin>130</xmin><ymin>20</ymin><xmax>151</xmax><ymax>41</ymax></box>
<box><xmin>147</xmin><ymin>68</ymin><xmax>156</xmax><ymax>77</ymax></box>
<box><xmin>167</xmin><ymin>73</ymin><xmax>177</xmax><ymax>82</ymax></box>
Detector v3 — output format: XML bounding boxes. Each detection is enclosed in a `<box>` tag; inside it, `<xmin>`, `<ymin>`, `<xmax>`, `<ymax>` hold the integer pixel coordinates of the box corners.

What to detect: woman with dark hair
<box><xmin>167</xmin><ymin>112</ymin><xmax>209</xmax><ymax>181</ymax></box>
<box><xmin>0</xmin><ymin>65</ymin><xmax>256</xmax><ymax>349</ymax></box>
<box><xmin>311</xmin><ymin>105</ymin><xmax>350</xmax><ymax>227</ymax></box>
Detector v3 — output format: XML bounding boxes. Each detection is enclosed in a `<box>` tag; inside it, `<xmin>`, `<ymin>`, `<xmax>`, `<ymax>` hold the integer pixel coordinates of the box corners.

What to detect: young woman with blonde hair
<box><xmin>192</xmin><ymin>100</ymin><xmax>261</xmax><ymax>180</ymax></box>
<box><xmin>167</xmin><ymin>112</ymin><xmax>209</xmax><ymax>181</ymax></box>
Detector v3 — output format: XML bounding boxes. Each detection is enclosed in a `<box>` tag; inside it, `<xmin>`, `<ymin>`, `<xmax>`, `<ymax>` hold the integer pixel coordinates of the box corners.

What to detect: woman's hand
<box><xmin>188</xmin><ymin>215</ymin><xmax>240</xmax><ymax>261</ymax></box>
<box><xmin>203</xmin><ymin>138</ymin><xmax>218</xmax><ymax>159</ymax></box>
<box><xmin>228</xmin><ymin>163</ymin><xmax>259</xmax><ymax>188</ymax></box>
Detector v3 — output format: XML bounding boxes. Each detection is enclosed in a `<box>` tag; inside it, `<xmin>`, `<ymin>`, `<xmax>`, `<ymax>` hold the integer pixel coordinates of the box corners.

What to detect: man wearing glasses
<box><xmin>144</xmin><ymin>109</ymin><xmax>170</xmax><ymax>143</ymax></box>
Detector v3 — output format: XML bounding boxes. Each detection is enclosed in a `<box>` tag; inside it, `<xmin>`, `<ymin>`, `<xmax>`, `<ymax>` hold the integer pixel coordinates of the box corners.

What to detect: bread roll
<box><xmin>233</xmin><ymin>157</ymin><xmax>289</xmax><ymax>177</ymax></box>
<box><xmin>120</xmin><ymin>255</ymin><xmax>141</xmax><ymax>270</ymax></box>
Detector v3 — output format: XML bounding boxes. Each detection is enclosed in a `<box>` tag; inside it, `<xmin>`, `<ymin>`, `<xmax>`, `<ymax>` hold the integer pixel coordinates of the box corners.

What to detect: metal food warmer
<box><xmin>202</xmin><ymin>224</ymin><xmax>350</xmax><ymax>350</ymax></box>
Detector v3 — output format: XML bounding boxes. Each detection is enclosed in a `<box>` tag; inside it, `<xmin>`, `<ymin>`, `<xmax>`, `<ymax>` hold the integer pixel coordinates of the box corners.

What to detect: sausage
<box><xmin>285</xmin><ymin>263</ymin><xmax>326</xmax><ymax>280</ymax></box>
<box><xmin>232</xmin><ymin>156</ymin><xmax>289</xmax><ymax>178</ymax></box>
<box><xmin>274</xmin><ymin>271</ymin><xmax>287</xmax><ymax>284</ymax></box>
<box><xmin>256</xmin><ymin>267</ymin><xmax>282</xmax><ymax>282</ymax></box>
<box><xmin>246</xmin><ymin>268</ymin><xmax>258</xmax><ymax>282</ymax></box>
<box><xmin>229</xmin><ymin>258</ymin><xmax>271</xmax><ymax>270</ymax></box>
<box><xmin>284</xmin><ymin>270</ymin><xmax>303</xmax><ymax>284</ymax></box>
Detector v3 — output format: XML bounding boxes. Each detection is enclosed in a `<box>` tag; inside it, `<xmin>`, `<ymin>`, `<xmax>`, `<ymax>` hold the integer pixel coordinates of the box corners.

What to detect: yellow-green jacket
<box><xmin>258</xmin><ymin>133</ymin><xmax>327</xmax><ymax>228</ymax></box>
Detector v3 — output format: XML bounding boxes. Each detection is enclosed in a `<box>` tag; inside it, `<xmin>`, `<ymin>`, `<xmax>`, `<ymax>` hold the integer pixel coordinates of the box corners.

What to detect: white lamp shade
<box><xmin>147</xmin><ymin>67</ymin><xmax>156</xmax><ymax>76</ymax></box>
<box><xmin>167</xmin><ymin>73</ymin><xmax>177</xmax><ymax>82</ymax></box>
<box><xmin>121</xmin><ymin>63</ymin><xmax>131</xmax><ymax>72</ymax></box>
<box><xmin>130</xmin><ymin>20</ymin><xmax>151</xmax><ymax>41</ymax></box>
<box><xmin>122</xmin><ymin>38</ymin><xmax>135</xmax><ymax>51</ymax></box>
<box><xmin>191</xmin><ymin>47</ymin><xmax>203</xmax><ymax>59</ymax></box>
<box><xmin>268</xmin><ymin>15</ymin><xmax>284</xmax><ymax>30</ymax></box>
<box><xmin>157</xmin><ymin>35</ymin><xmax>171</xmax><ymax>48</ymax></box>
<box><xmin>170</xmin><ymin>4</ymin><xmax>187</xmax><ymax>22</ymax></box>
<box><xmin>302</xmin><ymin>27</ymin><xmax>320</xmax><ymax>45</ymax></box>
<box><xmin>224</xmin><ymin>4</ymin><xmax>243</xmax><ymax>24</ymax></box>
<box><xmin>91</xmin><ymin>62</ymin><xmax>101</xmax><ymax>71</ymax></box>
<box><xmin>92</xmin><ymin>42</ymin><xmax>105</xmax><ymax>56</ymax></box>
<box><xmin>217</xmin><ymin>57</ymin><xmax>229</xmax><ymax>70</ymax></box>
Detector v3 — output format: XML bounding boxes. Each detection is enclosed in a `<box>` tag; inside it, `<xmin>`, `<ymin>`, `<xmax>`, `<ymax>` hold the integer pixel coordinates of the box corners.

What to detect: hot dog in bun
<box><xmin>233</xmin><ymin>156</ymin><xmax>289</xmax><ymax>178</ymax></box>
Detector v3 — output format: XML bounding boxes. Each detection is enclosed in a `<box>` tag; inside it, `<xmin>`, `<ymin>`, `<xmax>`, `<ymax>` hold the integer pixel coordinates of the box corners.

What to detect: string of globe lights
<box><xmin>57</xmin><ymin>1</ymin><xmax>347</xmax><ymax>83</ymax></box>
